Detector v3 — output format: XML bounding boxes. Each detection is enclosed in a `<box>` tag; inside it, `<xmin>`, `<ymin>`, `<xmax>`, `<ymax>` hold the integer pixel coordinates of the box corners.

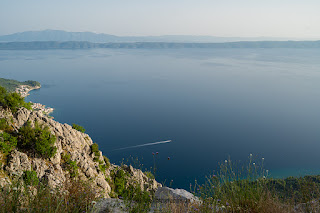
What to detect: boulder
<box><xmin>154</xmin><ymin>187</ymin><xmax>200</xmax><ymax>203</ymax></box>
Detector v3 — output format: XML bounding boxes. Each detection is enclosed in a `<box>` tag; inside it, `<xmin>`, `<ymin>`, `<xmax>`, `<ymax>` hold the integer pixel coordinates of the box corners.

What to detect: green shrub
<box><xmin>111</xmin><ymin>169</ymin><xmax>128</xmax><ymax>196</ymax></box>
<box><xmin>0</xmin><ymin>132</ymin><xmax>17</xmax><ymax>154</ymax></box>
<box><xmin>18</xmin><ymin>121</ymin><xmax>57</xmax><ymax>158</ymax></box>
<box><xmin>0</xmin><ymin>85</ymin><xmax>32</xmax><ymax>112</ymax></box>
<box><xmin>91</xmin><ymin>143</ymin><xmax>100</xmax><ymax>161</ymax></box>
<box><xmin>0</xmin><ymin>86</ymin><xmax>7</xmax><ymax>104</ymax></box>
<box><xmin>72</xmin><ymin>123</ymin><xmax>85</xmax><ymax>133</ymax></box>
<box><xmin>62</xmin><ymin>153</ymin><xmax>79</xmax><ymax>178</ymax></box>
<box><xmin>0</xmin><ymin>118</ymin><xmax>9</xmax><ymax>131</ymax></box>
<box><xmin>99</xmin><ymin>164</ymin><xmax>107</xmax><ymax>173</ymax></box>
<box><xmin>67</xmin><ymin>161</ymin><xmax>79</xmax><ymax>178</ymax></box>
<box><xmin>123</xmin><ymin>184</ymin><xmax>152</xmax><ymax>213</ymax></box>
<box><xmin>103</xmin><ymin>155</ymin><xmax>111</xmax><ymax>169</ymax></box>
<box><xmin>23</xmin><ymin>170</ymin><xmax>39</xmax><ymax>186</ymax></box>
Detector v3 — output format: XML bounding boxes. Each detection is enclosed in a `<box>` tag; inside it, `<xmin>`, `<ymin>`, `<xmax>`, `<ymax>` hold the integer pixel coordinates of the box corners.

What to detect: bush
<box><xmin>111</xmin><ymin>169</ymin><xmax>128</xmax><ymax>196</ymax></box>
<box><xmin>62</xmin><ymin>153</ymin><xmax>79</xmax><ymax>178</ymax></box>
<box><xmin>23</xmin><ymin>170</ymin><xmax>39</xmax><ymax>186</ymax></box>
<box><xmin>103</xmin><ymin>155</ymin><xmax>111</xmax><ymax>169</ymax></box>
<box><xmin>72</xmin><ymin>123</ymin><xmax>85</xmax><ymax>133</ymax></box>
<box><xmin>0</xmin><ymin>86</ymin><xmax>7</xmax><ymax>103</ymax></box>
<box><xmin>0</xmin><ymin>118</ymin><xmax>11</xmax><ymax>131</ymax></box>
<box><xmin>0</xmin><ymin>86</ymin><xmax>32</xmax><ymax>112</ymax></box>
<box><xmin>18</xmin><ymin>121</ymin><xmax>57</xmax><ymax>158</ymax></box>
<box><xmin>91</xmin><ymin>143</ymin><xmax>100</xmax><ymax>162</ymax></box>
<box><xmin>0</xmin><ymin>132</ymin><xmax>17</xmax><ymax>154</ymax></box>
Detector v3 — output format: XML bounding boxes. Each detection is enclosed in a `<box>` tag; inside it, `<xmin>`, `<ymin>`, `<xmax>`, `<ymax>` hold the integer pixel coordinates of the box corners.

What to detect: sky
<box><xmin>1</xmin><ymin>0</ymin><xmax>320</xmax><ymax>38</ymax></box>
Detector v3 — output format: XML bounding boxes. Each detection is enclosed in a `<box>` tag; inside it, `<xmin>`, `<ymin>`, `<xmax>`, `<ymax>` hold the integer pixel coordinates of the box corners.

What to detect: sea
<box><xmin>1</xmin><ymin>48</ymin><xmax>320</xmax><ymax>189</ymax></box>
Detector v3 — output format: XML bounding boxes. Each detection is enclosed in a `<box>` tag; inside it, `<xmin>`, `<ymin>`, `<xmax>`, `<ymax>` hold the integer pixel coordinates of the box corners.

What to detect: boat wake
<box><xmin>113</xmin><ymin>140</ymin><xmax>172</xmax><ymax>151</ymax></box>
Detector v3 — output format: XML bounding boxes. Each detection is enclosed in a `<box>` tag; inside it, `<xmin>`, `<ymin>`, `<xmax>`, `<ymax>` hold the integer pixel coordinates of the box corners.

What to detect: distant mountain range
<box><xmin>1</xmin><ymin>41</ymin><xmax>320</xmax><ymax>50</ymax></box>
<box><xmin>0</xmin><ymin>30</ymin><xmax>311</xmax><ymax>43</ymax></box>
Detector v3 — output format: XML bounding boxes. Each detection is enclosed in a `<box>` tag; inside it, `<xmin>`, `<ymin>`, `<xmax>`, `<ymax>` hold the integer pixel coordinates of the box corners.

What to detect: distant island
<box><xmin>0</xmin><ymin>40</ymin><xmax>320</xmax><ymax>50</ymax></box>
<box><xmin>0</xmin><ymin>29</ymin><xmax>307</xmax><ymax>43</ymax></box>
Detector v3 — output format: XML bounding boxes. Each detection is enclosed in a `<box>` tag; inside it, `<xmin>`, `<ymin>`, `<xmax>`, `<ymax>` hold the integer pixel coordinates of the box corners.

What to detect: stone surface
<box><xmin>154</xmin><ymin>187</ymin><xmax>200</xmax><ymax>203</ymax></box>
<box><xmin>0</xmin><ymin>107</ymin><xmax>161</xmax><ymax>198</ymax></box>
<box><xmin>93</xmin><ymin>198</ymin><xmax>127</xmax><ymax>213</ymax></box>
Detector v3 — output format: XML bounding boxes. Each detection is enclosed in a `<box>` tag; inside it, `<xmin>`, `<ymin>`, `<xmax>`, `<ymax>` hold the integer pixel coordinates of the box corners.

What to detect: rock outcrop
<box><xmin>0</xmin><ymin>107</ymin><xmax>161</xmax><ymax>198</ymax></box>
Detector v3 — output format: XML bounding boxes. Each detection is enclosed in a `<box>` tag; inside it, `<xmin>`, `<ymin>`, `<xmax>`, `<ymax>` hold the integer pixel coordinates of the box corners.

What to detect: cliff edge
<box><xmin>0</xmin><ymin>107</ymin><xmax>161</xmax><ymax>198</ymax></box>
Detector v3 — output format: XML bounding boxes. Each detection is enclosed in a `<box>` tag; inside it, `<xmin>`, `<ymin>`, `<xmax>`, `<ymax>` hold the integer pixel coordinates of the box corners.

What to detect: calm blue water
<box><xmin>1</xmin><ymin>48</ymin><xmax>320</xmax><ymax>189</ymax></box>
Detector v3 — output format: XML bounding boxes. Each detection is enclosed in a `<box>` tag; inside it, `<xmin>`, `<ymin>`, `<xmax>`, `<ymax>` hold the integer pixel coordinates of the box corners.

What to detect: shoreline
<box><xmin>15</xmin><ymin>84</ymin><xmax>55</xmax><ymax>116</ymax></box>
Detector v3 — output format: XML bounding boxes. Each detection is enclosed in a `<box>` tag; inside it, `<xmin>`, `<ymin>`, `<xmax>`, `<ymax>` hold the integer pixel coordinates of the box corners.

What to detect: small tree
<box><xmin>0</xmin><ymin>86</ymin><xmax>31</xmax><ymax>112</ymax></box>
<box><xmin>19</xmin><ymin>121</ymin><xmax>57</xmax><ymax>158</ymax></box>
<box><xmin>0</xmin><ymin>132</ymin><xmax>17</xmax><ymax>154</ymax></box>
<box><xmin>72</xmin><ymin>123</ymin><xmax>85</xmax><ymax>133</ymax></box>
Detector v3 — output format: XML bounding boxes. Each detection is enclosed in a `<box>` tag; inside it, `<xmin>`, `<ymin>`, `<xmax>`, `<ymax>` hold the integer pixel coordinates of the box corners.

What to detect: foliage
<box><xmin>23</xmin><ymin>170</ymin><xmax>39</xmax><ymax>186</ymax></box>
<box><xmin>194</xmin><ymin>155</ymin><xmax>271</xmax><ymax>212</ymax></box>
<box><xmin>18</xmin><ymin>121</ymin><xmax>57</xmax><ymax>158</ymax></box>
<box><xmin>0</xmin><ymin>85</ymin><xmax>32</xmax><ymax>112</ymax></box>
<box><xmin>110</xmin><ymin>167</ymin><xmax>152</xmax><ymax>212</ymax></box>
<box><xmin>123</xmin><ymin>183</ymin><xmax>152</xmax><ymax>213</ymax></box>
<box><xmin>99</xmin><ymin>163</ymin><xmax>107</xmax><ymax>173</ymax></box>
<box><xmin>62</xmin><ymin>153</ymin><xmax>79</xmax><ymax>178</ymax></box>
<box><xmin>267</xmin><ymin>175</ymin><xmax>320</xmax><ymax>203</ymax></box>
<box><xmin>0</xmin><ymin>86</ymin><xmax>6</xmax><ymax>104</ymax></box>
<box><xmin>111</xmin><ymin>169</ymin><xmax>128</xmax><ymax>197</ymax></box>
<box><xmin>0</xmin><ymin>118</ymin><xmax>11</xmax><ymax>131</ymax></box>
<box><xmin>0</xmin><ymin>78</ymin><xmax>40</xmax><ymax>92</ymax></box>
<box><xmin>91</xmin><ymin>143</ymin><xmax>100</xmax><ymax>162</ymax></box>
<box><xmin>0</xmin><ymin>178</ymin><xmax>96</xmax><ymax>213</ymax></box>
<box><xmin>103</xmin><ymin>155</ymin><xmax>111</xmax><ymax>169</ymax></box>
<box><xmin>0</xmin><ymin>132</ymin><xmax>17</xmax><ymax>154</ymax></box>
<box><xmin>72</xmin><ymin>123</ymin><xmax>85</xmax><ymax>133</ymax></box>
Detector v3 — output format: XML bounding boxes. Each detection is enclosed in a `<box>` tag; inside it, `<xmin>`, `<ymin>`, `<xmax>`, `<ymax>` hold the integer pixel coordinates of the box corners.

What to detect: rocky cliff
<box><xmin>0</xmin><ymin>107</ymin><xmax>161</xmax><ymax>198</ymax></box>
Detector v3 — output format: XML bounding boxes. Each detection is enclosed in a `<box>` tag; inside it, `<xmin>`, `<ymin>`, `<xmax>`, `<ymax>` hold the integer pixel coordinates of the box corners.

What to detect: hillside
<box><xmin>0</xmin><ymin>78</ymin><xmax>40</xmax><ymax>92</ymax></box>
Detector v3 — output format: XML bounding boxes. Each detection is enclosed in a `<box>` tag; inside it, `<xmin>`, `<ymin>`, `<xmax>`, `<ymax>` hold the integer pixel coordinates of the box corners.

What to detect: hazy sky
<box><xmin>1</xmin><ymin>0</ymin><xmax>320</xmax><ymax>38</ymax></box>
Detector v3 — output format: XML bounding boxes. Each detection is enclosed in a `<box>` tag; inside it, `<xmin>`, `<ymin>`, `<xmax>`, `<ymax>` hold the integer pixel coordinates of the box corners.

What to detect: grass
<box><xmin>1</xmin><ymin>154</ymin><xmax>320</xmax><ymax>212</ymax></box>
<box><xmin>0</xmin><ymin>178</ymin><xmax>96</xmax><ymax>213</ymax></box>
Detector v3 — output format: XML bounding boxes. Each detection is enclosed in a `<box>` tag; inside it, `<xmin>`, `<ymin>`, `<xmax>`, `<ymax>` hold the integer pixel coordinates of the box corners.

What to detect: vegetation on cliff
<box><xmin>1</xmin><ymin>81</ymin><xmax>320</xmax><ymax>212</ymax></box>
<box><xmin>0</xmin><ymin>85</ymin><xmax>31</xmax><ymax>112</ymax></box>
<box><xmin>0</xmin><ymin>78</ymin><xmax>40</xmax><ymax>92</ymax></box>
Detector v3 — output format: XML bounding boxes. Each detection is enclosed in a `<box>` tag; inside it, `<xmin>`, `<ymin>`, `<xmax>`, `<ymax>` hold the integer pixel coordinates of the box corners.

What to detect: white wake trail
<box><xmin>113</xmin><ymin>140</ymin><xmax>172</xmax><ymax>151</ymax></box>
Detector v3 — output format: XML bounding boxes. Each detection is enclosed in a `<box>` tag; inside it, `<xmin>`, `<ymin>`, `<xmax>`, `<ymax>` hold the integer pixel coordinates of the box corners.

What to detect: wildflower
<box><xmin>156</xmin><ymin>152</ymin><xmax>159</xmax><ymax>155</ymax></box>
<box><xmin>263</xmin><ymin>176</ymin><xmax>266</xmax><ymax>179</ymax></box>
<box><xmin>168</xmin><ymin>157</ymin><xmax>170</xmax><ymax>160</ymax></box>
<box><xmin>152</xmin><ymin>152</ymin><xmax>155</xmax><ymax>155</ymax></box>
<box><xmin>225</xmin><ymin>160</ymin><xmax>227</xmax><ymax>163</ymax></box>
<box><xmin>250</xmin><ymin>153</ymin><xmax>252</xmax><ymax>157</ymax></box>
<box><xmin>253</xmin><ymin>163</ymin><xmax>255</xmax><ymax>165</ymax></box>
<box><xmin>226</xmin><ymin>202</ymin><xmax>229</xmax><ymax>206</ymax></box>
<box><xmin>12</xmin><ymin>187</ymin><xmax>18</xmax><ymax>191</ymax></box>
<box><xmin>217</xmin><ymin>199</ymin><xmax>221</xmax><ymax>202</ymax></box>
<box><xmin>92</xmin><ymin>201</ymin><xmax>97</xmax><ymax>205</ymax></box>
<box><xmin>262</xmin><ymin>157</ymin><xmax>264</xmax><ymax>160</ymax></box>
